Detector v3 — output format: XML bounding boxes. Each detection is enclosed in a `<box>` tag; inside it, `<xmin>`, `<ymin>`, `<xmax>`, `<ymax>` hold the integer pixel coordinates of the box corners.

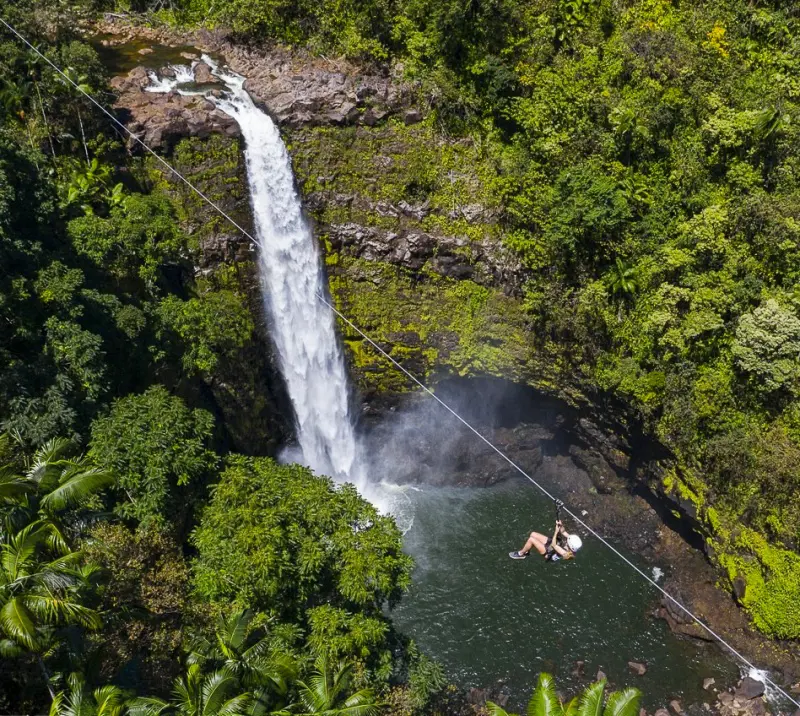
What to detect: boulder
<box><xmin>628</xmin><ymin>661</ymin><xmax>647</xmax><ymax>676</ymax></box>
<box><xmin>403</xmin><ymin>109</ymin><xmax>422</xmax><ymax>125</ymax></box>
<box><xmin>193</xmin><ymin>61</ymin><xmax>219</xmax><ymax>85</ymax></box>
<box><xmin>596</xmin><ymin>670</ymin><xmax>607</xmax><ymax>682</ymax></box>
<box><xmin>736</xmin><ymin>678</ymin><xmax>765</xmax><ymax>700</ymax></box>
<box><xmin>571</xmin><ymin>660</ymin><xmax>585</xmax><ymax>678</ymax></box>
<box><xmin>467</xmin><ymin>688</ymin><xmax>487</xmax><ymax>705</ymax></box>
<box><xmin>654</xmin><ymin>709</ymin><xmax>670</xmax><ymax>716</ymax></box>
<box><xmin>703</xmin><ymin>678</ymin><xmax>716</xmax><ymax>691</ymax></box>
<box><xmin>669</xmin><ymin>700</ymin><xmax>682</xmax><ymax>714</ymax></box>
<box><xmin>718</xmin><ymin>692</ymin><xmax>734</xmax><ymax>707</ymax></box>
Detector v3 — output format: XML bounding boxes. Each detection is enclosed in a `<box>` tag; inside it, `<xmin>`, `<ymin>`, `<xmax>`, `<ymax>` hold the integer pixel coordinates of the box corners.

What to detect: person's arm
<box><xmin>552</xmin><ymin>542</ymin><xmax>573</xmax><ymax>559</ymax></box>
<box><xmin>551</xmin><ymin>521</ymin><xmax>561</xmax><ymax>549</ymax></box>
<box><xmin>552</xmin><ymin>522</ymin><xmax>574</xmax><ymax>559</ymax></box>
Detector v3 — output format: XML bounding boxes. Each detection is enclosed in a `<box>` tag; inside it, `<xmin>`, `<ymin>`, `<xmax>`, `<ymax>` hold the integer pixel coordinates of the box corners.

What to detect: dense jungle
<box><xmin>1</xmin><ymin>0</ymin><xmax>800</xmax><ymax>714</ymax></box>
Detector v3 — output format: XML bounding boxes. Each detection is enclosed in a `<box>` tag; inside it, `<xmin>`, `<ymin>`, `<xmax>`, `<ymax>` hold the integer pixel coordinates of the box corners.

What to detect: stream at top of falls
<box><xmin>141</xmin><ymin>57</ymin><xmax>769</xmax><ymax>713</ymax></box>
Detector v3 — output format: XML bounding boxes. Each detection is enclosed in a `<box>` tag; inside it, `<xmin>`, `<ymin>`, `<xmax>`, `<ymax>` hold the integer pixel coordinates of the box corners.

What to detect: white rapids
<box><xmin>147</xmin><ymin>58</ymin><xmax>366</xmax><ymax>488</ymax></box>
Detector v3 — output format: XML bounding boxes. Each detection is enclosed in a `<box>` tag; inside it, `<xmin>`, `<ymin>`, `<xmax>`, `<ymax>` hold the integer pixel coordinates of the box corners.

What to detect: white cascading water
<box><xmin>147</xmin><ymin>58</ymin><xmax>366</xmax><ymax>487</ymax></box>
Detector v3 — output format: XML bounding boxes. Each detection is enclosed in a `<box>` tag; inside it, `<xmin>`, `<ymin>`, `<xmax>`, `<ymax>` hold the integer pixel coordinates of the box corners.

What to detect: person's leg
<box><xmin>520</xmin><ymin>531</ymin><xmax>548</xmax><ymax>556</ymax></box>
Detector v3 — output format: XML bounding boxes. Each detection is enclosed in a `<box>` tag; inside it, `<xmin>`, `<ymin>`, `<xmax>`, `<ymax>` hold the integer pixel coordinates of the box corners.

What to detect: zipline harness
<box><xmin>1</xmin><ymin>15</ymin><xmax>795</xmax><ymax>708</ymax></box>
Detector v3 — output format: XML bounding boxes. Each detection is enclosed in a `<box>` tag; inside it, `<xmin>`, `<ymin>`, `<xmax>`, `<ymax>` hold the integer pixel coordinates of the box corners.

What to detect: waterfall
<box><xmin>147</xmin><ymin>59</ymin><xmax>365</xmax><ymax>487</ymax></box>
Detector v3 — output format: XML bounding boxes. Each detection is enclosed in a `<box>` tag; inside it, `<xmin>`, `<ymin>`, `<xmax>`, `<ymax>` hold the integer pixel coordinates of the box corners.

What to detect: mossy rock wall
<box><xmin>287</xmin><ymin>119</ymin><xmax>581</xmax><ymax>401</ymax></box>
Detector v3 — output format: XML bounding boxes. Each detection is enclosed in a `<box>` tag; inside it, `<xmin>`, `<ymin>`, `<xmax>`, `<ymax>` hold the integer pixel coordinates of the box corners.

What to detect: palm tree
<box><xmin>608</xmin><ymin>258</ymin><xmax>637</xmax><ymax>299</ymax></box>
<box><xmin>487</xmin><ymin>673</ymin><xmax>640</xmax><ymax>716</ymax></box>
<box><xmin>129</xmin><ymin>664</ymin><xmax>252</xmax><ymax>716</ymax></box>
<box><xmin>0</xmin><ymin>521</ymin><xmax>103</xmax><ymax>697</ymax></box>
<box><xmin>287</xmin><ymin>656</ymin><xmax>379</xmax><ymax>716</ymax></box>
<box><xmin>188</xmin><ymin>610</ymin><xmax>297</xmax><ymax>697</ymax></box>
<box><xmin>1</xmin><ymin>435</ymin><xmax>114</xmax><ymax>554</ymax></box>
<box><xmin>49</xmin><ymin>672</ymin><xmax>127</xmax><ymax>716</ymax></box>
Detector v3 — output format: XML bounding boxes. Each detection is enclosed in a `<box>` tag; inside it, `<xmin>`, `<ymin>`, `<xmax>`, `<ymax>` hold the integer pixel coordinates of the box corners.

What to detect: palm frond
<box><xmin>0</xmin><ymin>472</ymin><xmax>33</xmax><ymax>503</ymax></box>
<box><xmin>0</xmin><ymin>637</ymin><xmax>23</xmax><ymax>657</ymax></box>
<box><xmin>49</xmin><ymin>691</ymin><xmax>66</xmax><ymax>716</ymax></box>
<box><xmin>338</xmin><ymin>689</ymin><xmax>379</xmax><ymax>716</ymax></box>
<box><xmin>563</xmin><ymin>697</ymin><xmax>578</xmax><ymax>716</ymax></box>
<box><xmin>128</xmin><ymin>697</ymin><xmax>171</xmax><ymax>716</ymax></box>
<box><xmin>202</xmin><ymin>670</ymin><xmax>239</xmax><ymax>716</ymax></box>
<box><xmin>23</xmin><ymin>594</ymin><xmax>102</xmax><ymax>630</ymax></box>
<box><xmin>28</xmin><ymin>438</ymin><xmax>73</xmax><ymax>487</ymax></box>
<box><xmin>41</xmin><ymin>467</ymin><xmax>114</xmax><ymax>512</ymax></box>
<box><xmin>578</xmin><ymin>679</ymin><xmax>606</xmax><ymax>716</ymax></box>
<box><xmin>487</xmin><ymin>703</ymin><xmax>515</xmax><ymax>716</ymax></box>
<box><xmin>94</xmin><ymin>684</ymin><xmax>127</xmax><ymax>716</ymax></box>
<box><xmin>527</xmin><ymin>673</ymin><xmax>561</xmax><ymax>716</ymax></box>
<box><xmin>0</xmin><ymin>595</ymin><xmax>38</xmax><ymax>649</ymax></box>
<box><xmin>602</xmin><ymin>689</ymin><xmax>640</xmax><ymax>716</ymax></box>
<box><xmin>225</xmin><ymin>609</ymin><xmax>252</xmax><ymax>649</ymax></box>
<box><xmin>216</xmin><ymin>693</ymin><xmax>252</xmax><ymax>716</ymax></box>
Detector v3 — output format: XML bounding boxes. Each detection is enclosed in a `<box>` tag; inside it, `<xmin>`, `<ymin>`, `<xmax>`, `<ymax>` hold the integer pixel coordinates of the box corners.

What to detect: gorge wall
<box><xmin>98</xmin><ymin>20</ymin><xmax>799</xmax><ymax>680</ymax></box>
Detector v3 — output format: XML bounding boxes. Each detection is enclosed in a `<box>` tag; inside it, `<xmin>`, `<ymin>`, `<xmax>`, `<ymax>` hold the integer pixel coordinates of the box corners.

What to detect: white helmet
<box><xmin>567</xmin><ymin>534</ymin><xmax>583</xmax><ymax>553</ymax></box>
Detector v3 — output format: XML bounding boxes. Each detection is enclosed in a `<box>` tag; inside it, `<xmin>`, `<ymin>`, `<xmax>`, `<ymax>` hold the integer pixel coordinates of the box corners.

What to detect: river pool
<box><xmin>390</xmin><ymin>479</ymin><xmax>740</xmax><ymax>710</ymax></box>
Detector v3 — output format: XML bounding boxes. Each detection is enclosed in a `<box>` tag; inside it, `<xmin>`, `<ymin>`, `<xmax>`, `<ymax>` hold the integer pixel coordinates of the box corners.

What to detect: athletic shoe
<box><xmin>509</xmin><ymin>550</ymin><xmax>527</xmax><ymax>560</ymax></box>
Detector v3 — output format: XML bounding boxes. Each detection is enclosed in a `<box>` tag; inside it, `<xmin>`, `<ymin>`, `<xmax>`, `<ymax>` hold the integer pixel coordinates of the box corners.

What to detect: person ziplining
<box><xmin>509</xmin><ymin>500</ymin><xmax>583</xmax><ymax>561</ymax></box>
<box><xmin>6</xmin><ymin>14</ymin><xmax>794</xmax><ymax>705</ymax></box>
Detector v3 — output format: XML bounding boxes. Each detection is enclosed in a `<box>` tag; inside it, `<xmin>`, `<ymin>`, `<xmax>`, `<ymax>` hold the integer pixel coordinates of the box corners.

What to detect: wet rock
<box><xmin>654</xmin><ymin>709</ymin><xmax>670</xmax><ymax>716</ymax></box>
<box><xmin>596</xmin><ymin>670</ymin><xmax>607</xmax><ymax>682</ymax></box>
<box><xmin>111</xmin><ymin>67</ymin><xmax>239</xmax><ymax>150</ymax></box>
<box><xmin>732</xmin><ymin>576</ymin><xmax>747</xmax><ymax>603</ymax></box>
<box><xmin>193</xmin><ymin>61</ymin><xmax>219</xmax><ymax>85</ymax></box>
<box><xmin>571</xmin><ymin>660</ymin><xmax>585</xmax><ymax>677</ymax></box>
<box><xmin>718</xmin><ymin>693</ymin><xmax>734</xmax><ymax>707</ymax></box>
<box><xmin>138</xmin><ymin>47</ymin><xmax>154</xmax><ymax>55</ymax></box>
<box><xmin>467</xmin><ymin>688</ymin><xmax>487</xmax><ymax>705</ymax></box>
<box><xmin>324</xmin><ymin>221</ymin><xmax>526</xmax><ymax>289</ymax></box>
<box><xmin>703</xmin><ymin>678</ymin><xmax>716</xmax><ymax>691</ymax></box>
<box><xmin>654</xmin><ymin>584</ymin><xmax>715</xmax><ymax>642</ymax></box>
<box><xmin>670</xmin><ymin>700</ymin><xmax>682</xmax><ymax>714</ymax></box>
<box><xmin>735</xmin><ymin>678</ymin><xmax>765</xmax><ymax>700</ymax></box>
<box><xmin>628</xmin><ymin>661</ymin><xmax>647</xmax><ymax>676</ymax></box>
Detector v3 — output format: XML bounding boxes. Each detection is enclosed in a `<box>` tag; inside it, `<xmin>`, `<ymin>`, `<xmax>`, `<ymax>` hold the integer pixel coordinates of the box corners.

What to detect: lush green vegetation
<box><xmin>487</xmin><ymin>673</ymin><xmax>640</xmax><ymax>716</ymax></box>
<box><xmin>0</xmin><ymin>7</ymin><xmax>430</xmax><ymax>712</ymax></box>
<box><xmin>1</xmin><ymin>0</ymin><xmax>799</xmax><ymax>708</ymax></box>
<box><xmin>144</xmin><ymin>0</ymin><xmax>800</xmax><ymax>639</ymax></box>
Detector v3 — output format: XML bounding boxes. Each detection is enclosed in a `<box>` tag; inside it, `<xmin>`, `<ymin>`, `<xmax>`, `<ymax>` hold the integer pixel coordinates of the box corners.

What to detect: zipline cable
<box><xmin>318</xmin><ymin>295</ymin><xmax>800</xmax><ymax>710</ymax></box>
<box><xmin>2</xmin><ymin>16</ymin><xmax>797</xmax><ymax>708</ymax></box>
<box><xmin>0</xmin><ymin>15</ymin><xmax>259</xmax><ymax>251</ymax></box>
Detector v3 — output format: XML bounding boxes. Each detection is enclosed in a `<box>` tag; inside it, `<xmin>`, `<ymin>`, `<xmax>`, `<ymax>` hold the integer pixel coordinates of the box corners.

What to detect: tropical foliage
<box><xmin>192</xmin><ymin>457</ymin><xmax>412</xmax><ymax>679</ymax></box>
<box><xmin>487</xmin><ymin>674</ymin><xmax>640</xmax><ymax>716</ymax></box>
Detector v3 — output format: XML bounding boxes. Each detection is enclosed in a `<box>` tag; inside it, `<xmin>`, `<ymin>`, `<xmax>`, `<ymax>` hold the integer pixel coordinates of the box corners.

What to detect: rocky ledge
<box><xmin>110</xmin><ymin>65</ymin><xmax>238</xmax><ymax>150</ymax></box>
<box><xmin>97</xmin><ymin>17</ymin><xmax>421</xmax><ymax>150</ymax></box>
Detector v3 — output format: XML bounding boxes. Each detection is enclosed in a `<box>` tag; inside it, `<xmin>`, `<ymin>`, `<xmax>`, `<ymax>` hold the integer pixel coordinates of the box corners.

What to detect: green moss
<box><xmin>328</xmin><ymin>255</ymin><xmax>566</xmax><ymax>395</ymax></box>
<box><xmin>288</xmin><ymin>121</ymin><xmax>499</xmax><ymax>242</ymax></box>
<box><xmin>717</xmin><ymin>527</ymin><xmax>800</xmax><ymax>638</ymax></box>
<box><xmin>144</xmin><ymin>135</ymin><xmax>247</xmax><ymax>252</ymax></box>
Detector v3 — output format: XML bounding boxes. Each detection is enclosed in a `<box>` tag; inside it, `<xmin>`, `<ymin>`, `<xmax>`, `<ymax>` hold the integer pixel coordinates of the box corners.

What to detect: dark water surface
<box><xmin>391</xmin><ymin>479</ymin><xmax>739</xmax><ymax>710</ymax></box>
